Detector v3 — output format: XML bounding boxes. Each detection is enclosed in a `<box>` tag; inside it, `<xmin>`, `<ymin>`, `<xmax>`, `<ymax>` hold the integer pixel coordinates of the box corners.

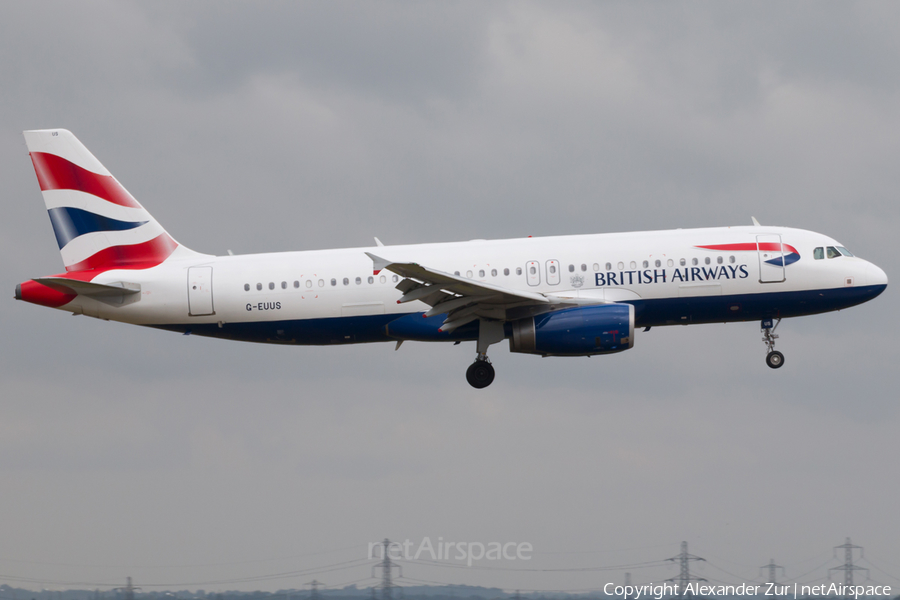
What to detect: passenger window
<box><xmin>454</xmin><ymin>271</ymin><xmax>460</xmax><ymax>276</ymax></box>
<box><xmin>629</xmin><ymin>261</ymin><xmax>636</xmax><ymax>269</ymax></box>
<box><xmin>827</xmin><ymin>246</ymin><xmax>840</xmax><ymax>259</ymax></box>
<box><xmin>680</xmin><ymin>258</ymin><xmax>686</xmax><ymax>266</ymax></box>
<box><xmin>380</xmin><ymin>275</ymin><xmax>386</xmax><ymax>283</ymax></box>
<box><xmin>529</xmin><ymin>266</ymin><xmax>536</xmax><ymax>275</ymax></box>
<box><xmin>306</xmin><ymin>280</ymin><xmax>313</xmax><ymax>288</ymax></box>
<box><xmin>568</xmin><ymin>264</ymin><xmax>575</xmax><ymax>272</ymax></box>
<box><xmin>504</xmin><ymin>268</ymin><xmax>510</xmax><ymax>276</ymax></box>
<box><xmin>392</xmin><ymin>275</ymin><xmax>398</xmax><ymax>282</ymax></box>
<box><xmin>257</xmin><ymin>283</ymin><xmax>262</xmax><ymax>290</ymax></box>
<box><xmin>606</xmin><ymin>262</ymin><xmax>612</xmax><ymax>271</ymax></box>
<box><xmin>294</xmin><ymin>281</ymin><xmax>300</xmax><ymax>288</ymax></box>
<box><xmin>330</xmin><ymin>279</ymin><xmax>337</xmax><ymax>286</ymax></box>
<box><xmin>342</xmin><ymin>278</ymin><xmax>348</xmax><ymax>285</ymax></box>
<box><xmin>281</xmin><ymin>281</ymin><xmax>287</xmax><ymax>289</ymax></box>
<box><xmin>549</xmin><ymin>265</ymin><xmax>556</xmax><ymax>274</ymax></box>
<box><xmin>467</xmin><ymin>270</ymin><xmax>473</xmax><ymax>278</ymax></box>
<box><xmin>581</xmin><ymin>264</ymin><xmax>587</xmax><ymax>272</ymax></box>
<box><xmin>318</xmin><ymin>279</ymin><xmax>324</xmax><ymax>287</ymax></box>
<box><xmin>516</xmin><ymin>267</ymin><xmax>522</xmax><ymax>275</ymax></box>
<box><xmin>355</xmin><ymin>277</ymin><xmax>361</xmax><ymax>285</ymax></box>
<box><xmin>617</xmin><ymin>262</ymin><xmax>624</xmax><ymax>270</ymax></box>
<box><xmin>491</xmin><ymin>269</ymin><xmax>497</xmax><ymax>277</ymax></box>
<box><xmin>716</xmin><ymin>256</ymin><xmax>723</xmax><ymax>264</ymax></box>
<box><xmin>667</xmin><ymin>259</ymin><xmax>674</xmax><ymax>267</ymax></box>
<box><xmin>244</xmin><ymin>284</ymin><xmax>250</xmax><ymax>291</ymax></box>
<box><xmin>642</xmin><ymin>260</ymin><xmax>649</xmax><ymax>269</ymax></box>
<box><xmin>269</xmin><ymin>282</ymin><xmax>275</xmax><ymax>290</ymax></box>
<box><xmin>704</xmin><ymin>257</ymin><xmax>710</xmax><ymax>265</ymax></box>
<box><xmin>479</xmin><ymin>269</ymin><xmax>485</xmax><ymax>278</ymax></box>
<box><xmin>729</xmin><ymin>256</ymin><xmax>735</xmax><ymax>264</ymax></box>
<box><xmin>593</xmin><ymin>263</ymin><xmax>599</xmax><ymax>271</ymax></box>
<box><xmin>368</xmin><ymin>276</ymin><xmax>374</xmax><ymax>284</ymax></box>
<box><xmin>692</xmin><ymin>258</ymin><xmax>698</xmax><ymax>266</ymax></box>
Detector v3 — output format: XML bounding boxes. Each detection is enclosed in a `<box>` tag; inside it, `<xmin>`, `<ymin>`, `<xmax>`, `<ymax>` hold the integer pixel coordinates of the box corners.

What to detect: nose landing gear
<box><xmin>761</xmin><ymin>318</ymin><xmax>784</xmax><ymax>369</ymax></box>
<box><xmin>766</xmin><ymin>350</ymin><xmax>784</xmax><ymax>369</ymax></box>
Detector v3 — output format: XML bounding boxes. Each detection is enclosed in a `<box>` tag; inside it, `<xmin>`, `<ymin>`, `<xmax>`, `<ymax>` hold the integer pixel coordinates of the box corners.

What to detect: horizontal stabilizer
<box><xmin>33</xmin><ymin>277</ymin><xmax>140</xmax><ymax>297</ymax></box>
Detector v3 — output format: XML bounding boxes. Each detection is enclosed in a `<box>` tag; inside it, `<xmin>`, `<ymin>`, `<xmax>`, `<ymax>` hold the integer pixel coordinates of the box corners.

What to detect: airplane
<box><xmin>15</xmin><ymin>129</ymin><xmax>888</xmax><ymax>388</ymax></box>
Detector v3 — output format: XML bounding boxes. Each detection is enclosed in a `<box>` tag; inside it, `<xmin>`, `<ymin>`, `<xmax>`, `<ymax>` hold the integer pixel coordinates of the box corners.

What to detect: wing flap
<box><xmin>423</xmin><ymin>294</ymin><xmax>490</xmax><ymax>318</ymax></box>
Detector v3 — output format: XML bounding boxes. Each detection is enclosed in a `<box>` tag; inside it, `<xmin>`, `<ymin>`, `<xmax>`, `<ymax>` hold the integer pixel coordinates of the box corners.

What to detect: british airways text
<box><xmin>595</xmin><ymin>265</ymin><xmax>750</xmax><ymax>287</ymax></box>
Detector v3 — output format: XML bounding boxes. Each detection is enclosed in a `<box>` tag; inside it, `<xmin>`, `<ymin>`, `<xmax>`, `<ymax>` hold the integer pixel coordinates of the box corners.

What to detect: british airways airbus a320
<box><xmin>16</xmin><ymin>129</ymin><xmax>888</xmax><ymax>388</ymax></box>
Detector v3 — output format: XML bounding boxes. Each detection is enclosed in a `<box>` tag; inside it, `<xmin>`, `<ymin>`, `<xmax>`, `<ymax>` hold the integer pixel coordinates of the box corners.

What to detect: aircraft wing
<box><xmin>366</xmin><ymin>252</ymin><xmax>595</xmax><ymax>332</ymax></box>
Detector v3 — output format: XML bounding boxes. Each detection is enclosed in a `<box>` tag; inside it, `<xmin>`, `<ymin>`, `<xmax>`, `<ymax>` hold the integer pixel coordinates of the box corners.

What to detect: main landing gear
<box><xmin>466</xmin><ymin>356</ymin><xmax>495</xmax><ymax>389</ymax></box>
<box><xmin>761</xmin><ymin>318</ymin><xmax>784</xmax><ymax>369</ymax></box>
<box><xmin>466</xmin><ymin>319</ymin><xmax>505</xmax><ymax>389</ymax></box>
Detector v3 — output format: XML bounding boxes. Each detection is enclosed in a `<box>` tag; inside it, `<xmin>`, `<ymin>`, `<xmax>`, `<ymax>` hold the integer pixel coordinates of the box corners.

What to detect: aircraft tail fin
<box><xmin>23</xmin><ymin>129</ymin><xmax>202</xmax><ymax>273</ymax></box>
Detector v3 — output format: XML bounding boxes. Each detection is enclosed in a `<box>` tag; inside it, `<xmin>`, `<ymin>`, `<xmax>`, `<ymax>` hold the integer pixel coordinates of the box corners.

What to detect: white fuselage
<box><xmin>19</xmin><ymin>129</ymin><xmax>888</xmax><ymax>385</ymax></box>
<box><xmin>63</xmin><ymin>225</ymin><xmax>885</xmax><ymax>344</ymax></box>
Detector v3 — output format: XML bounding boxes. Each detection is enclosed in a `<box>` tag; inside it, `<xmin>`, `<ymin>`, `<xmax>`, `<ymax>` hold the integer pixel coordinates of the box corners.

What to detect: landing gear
<box><xmin>466</xmin><ymin>356</ymin><xmax>495</xmax><ymax>388</ymax></box>
<box><xmin>465</xmin><ymin>319</ymin><xmax>505</xmax><ymax>389</ymax></box>
<box><xmin>761</xmin><ymin>317</ymin><xmax>785</xmax><ymax>369</ymax></box>
<box><xmin>766</xmin><ymin>350</ymin><xmax>784</xmax><ymax>369</ymax></box>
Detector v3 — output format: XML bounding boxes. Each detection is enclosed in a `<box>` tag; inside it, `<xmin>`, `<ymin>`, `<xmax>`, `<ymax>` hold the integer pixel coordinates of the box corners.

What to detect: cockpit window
<box><xmin>837</xmin><ymin>246</ymin><xmax>854</xmax><ymax>257</ymax></box>
<box><xmin>813</xmin><ymin>247</ymin><xmax>824</xmax><ymax>260</ymax></box>
<box><xmin>827</xmin><ymin>246</ymin><xmax>841</xmax><ymax>259</ymax></box>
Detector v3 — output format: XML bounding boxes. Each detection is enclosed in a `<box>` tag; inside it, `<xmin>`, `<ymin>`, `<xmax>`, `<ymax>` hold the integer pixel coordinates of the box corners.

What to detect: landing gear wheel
<box><xmin>466</xmin><ymin>360</ymin><xmax>495</xmax><ymax>389</ymax></box>
<box><xmin>766</xmin><ymin>350</ymin><xmax>785</xmax><ymax>369</ymax></box>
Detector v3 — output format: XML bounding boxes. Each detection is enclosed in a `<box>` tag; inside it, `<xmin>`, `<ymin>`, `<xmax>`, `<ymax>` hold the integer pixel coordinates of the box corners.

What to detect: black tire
<box><xmin>466</xmin><ymin>361</ymin><xmax>495</xmax><ymax>388</ymax></box>
<box><xmin>766</xmin><ymin>350</ymin><xmax>785</xmax><ymax>369</ymax></box>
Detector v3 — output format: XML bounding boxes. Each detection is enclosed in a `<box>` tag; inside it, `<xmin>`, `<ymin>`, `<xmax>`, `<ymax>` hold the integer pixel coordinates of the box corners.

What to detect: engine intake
<box><xmin>509</xmin><ymin>304</ymin><xmax>634</xmax><ymax>356</ymax></box>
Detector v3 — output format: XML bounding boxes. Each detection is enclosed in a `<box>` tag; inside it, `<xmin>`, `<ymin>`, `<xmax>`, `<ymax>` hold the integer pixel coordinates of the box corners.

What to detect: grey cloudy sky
<box><xmin>2</xmin><ymin>1</ymin><xmax>898</xmax><ymax>594</ymax></box>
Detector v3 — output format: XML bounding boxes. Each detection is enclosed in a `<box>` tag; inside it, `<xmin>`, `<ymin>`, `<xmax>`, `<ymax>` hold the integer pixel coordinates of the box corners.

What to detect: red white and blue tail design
<box><xmin>23</xmin><ymin>129</ymin><xmax>198</xmax><ymax>273</ymax></box>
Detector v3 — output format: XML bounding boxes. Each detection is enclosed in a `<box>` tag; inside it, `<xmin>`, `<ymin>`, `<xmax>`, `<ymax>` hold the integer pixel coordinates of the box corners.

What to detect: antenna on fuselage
<box><xmin>751</xmin><ymin>216</ymin><xmax>761</xmax><ymax>226</ymax></box>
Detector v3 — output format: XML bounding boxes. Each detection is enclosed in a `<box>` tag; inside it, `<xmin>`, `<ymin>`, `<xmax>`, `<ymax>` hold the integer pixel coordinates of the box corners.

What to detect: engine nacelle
<box><xmin>509</xmin><ymin>304</ymin><xmax>634</xmax><ymax>356</ymax></box>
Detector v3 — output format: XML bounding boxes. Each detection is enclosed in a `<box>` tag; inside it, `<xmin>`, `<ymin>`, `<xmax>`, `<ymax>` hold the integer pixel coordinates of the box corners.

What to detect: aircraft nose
<box><xmin>866</xmin><ymin>262</ymin><xmax>888</xmax><ymax>287</ymax></box>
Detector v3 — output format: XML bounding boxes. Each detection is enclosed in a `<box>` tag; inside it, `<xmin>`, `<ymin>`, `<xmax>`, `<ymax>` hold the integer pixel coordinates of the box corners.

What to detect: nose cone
<box><xmin>867</xmin><ymin>262</ymin><xmax>888</xmax><ymax>288</ymax></box>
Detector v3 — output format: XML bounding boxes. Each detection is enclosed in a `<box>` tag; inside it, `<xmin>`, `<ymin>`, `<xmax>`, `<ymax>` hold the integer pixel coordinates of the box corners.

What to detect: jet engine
<box><xmin>509</xmin><ymin>303</ymin><xmax>634</xmax><ymax>356</ymax></box>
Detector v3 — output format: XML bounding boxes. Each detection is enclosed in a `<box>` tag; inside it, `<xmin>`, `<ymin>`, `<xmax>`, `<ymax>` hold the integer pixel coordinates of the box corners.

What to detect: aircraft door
<box><xmin>188</xmin><ymin>266</ymin><xmax>215</xmax><ymax>315</ymax></box>
<box><xmin>757</xmin><ymin>234</ymin><xmax>785</xmax><ymax>283</ymax></box>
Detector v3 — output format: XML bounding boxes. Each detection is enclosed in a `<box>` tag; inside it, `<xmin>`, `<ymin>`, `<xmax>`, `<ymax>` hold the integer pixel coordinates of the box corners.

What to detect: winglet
<box><xmin>751</xmin><ymin>216</ymin><xmax>761</xmax><ymax>226</ymax></box>
<box><xmin>365</xmin><ymin>252</ymin><xmax>391</xmax><ymax>275</ymax></box>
